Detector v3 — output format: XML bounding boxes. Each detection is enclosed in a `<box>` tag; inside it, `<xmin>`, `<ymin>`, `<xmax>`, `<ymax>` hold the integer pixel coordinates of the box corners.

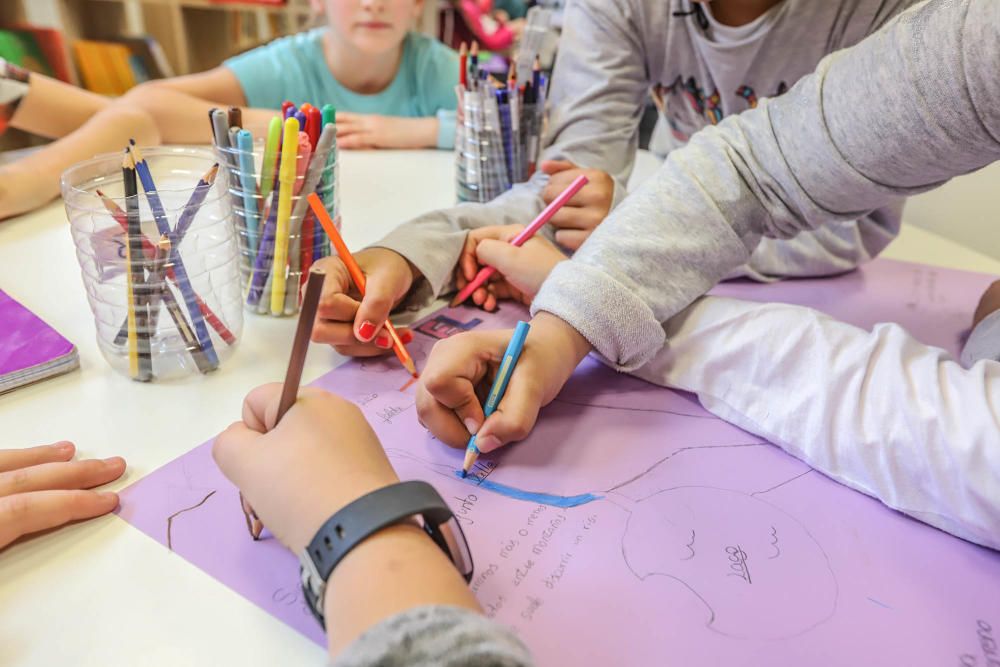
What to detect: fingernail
<box><xmin>400</xmin><ymin>330</ymin><xmax>414</xmax><ymax>344</ymax></box>
<box><xmin>103</xmin><ymin>457</ymin><xmax>124</xmax><ymax>468</ymax></box>
<box><xmin>99</xmin><ymin>492</ymin><xmax>119</xmax><ymax>503</ymax></box>
<box><xmin>477</xmin><ymin>435</ymin><xmax>501</xmax><ymax>453</ymax></box>
<box><xmin>357</xmin><ymin>321</ymin><xmax>376</xmax><ymax>341</ymax></box>
<box><xmin>55</xmin><ymin>442</ymin><xmax>74</xmax><ymax>454</ymax></box>
<box><xmin>375</xmin><ymin>334</ymin><xmax>391</xmax><ymax>349</ymax></box>
<box><xmin>463</xmin><ymin>418</ymin><xmax>480</xmax><ymax>435</ymax></box>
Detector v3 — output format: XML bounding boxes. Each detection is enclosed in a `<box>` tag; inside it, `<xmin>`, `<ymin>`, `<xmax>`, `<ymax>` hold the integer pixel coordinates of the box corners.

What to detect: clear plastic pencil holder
<box><xmin>455</xmin><ymin>89</ymin><xmax>540</xmax><ymax>203</ymax></box>
<box><xmin>62</xmin><ymin>147</ymin><xmax>243</xmax><ymax>382</ymax></box>
<box><xmin>215</xmin><ymin>141</ymin><xmax>340</xmax><ymax>317</ymax></box>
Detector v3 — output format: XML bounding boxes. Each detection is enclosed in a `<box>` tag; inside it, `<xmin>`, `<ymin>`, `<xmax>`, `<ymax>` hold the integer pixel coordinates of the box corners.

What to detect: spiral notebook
<box><xmin>0</xmin><ymin>289</ymin><xmax>79</xmax><ymax>395</ymax></box>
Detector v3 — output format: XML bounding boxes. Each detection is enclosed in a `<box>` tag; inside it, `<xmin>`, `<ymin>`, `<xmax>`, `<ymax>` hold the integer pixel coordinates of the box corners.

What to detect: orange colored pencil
<box><xmin>306</xmin><ymin>193</ymin><xmax>418</xmax><ymax>377</ymax></box>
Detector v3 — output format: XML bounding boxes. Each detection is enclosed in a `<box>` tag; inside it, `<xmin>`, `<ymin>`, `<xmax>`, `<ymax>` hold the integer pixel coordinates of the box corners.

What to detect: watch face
<box><xmin>438</xmin><ymin>515</ymin><xmax>474</xmax><ymax>582</ymax></box>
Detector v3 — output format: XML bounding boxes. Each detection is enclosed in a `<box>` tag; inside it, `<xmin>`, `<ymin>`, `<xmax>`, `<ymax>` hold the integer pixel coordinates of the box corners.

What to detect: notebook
<box><xmin>0</xmin><ymin>289</ymin><xmax>79</xmax><ymax>394</ymax></box>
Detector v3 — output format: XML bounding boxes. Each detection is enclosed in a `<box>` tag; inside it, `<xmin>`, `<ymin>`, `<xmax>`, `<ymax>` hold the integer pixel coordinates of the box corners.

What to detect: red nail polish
<box><xmin>375</xmin><ymin>334</ymin><xmax>391</xmax><ymax>348</ymax></box>
<box><xmin>358</xmin><ymin>321</ymin><xmax>376</xmax><ymax>340</ymax></box>
<box><xmin>400</xmin><ymin>330</ymin><xmax>414</xmax><ymax>344</ymax></box>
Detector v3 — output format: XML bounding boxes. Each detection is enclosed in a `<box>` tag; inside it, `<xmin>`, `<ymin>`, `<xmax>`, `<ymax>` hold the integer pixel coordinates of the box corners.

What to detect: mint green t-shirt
<box><xmin>225</xmin><ymin>30</ymin><xmax>458</xmax><ymax>149</ymax></box>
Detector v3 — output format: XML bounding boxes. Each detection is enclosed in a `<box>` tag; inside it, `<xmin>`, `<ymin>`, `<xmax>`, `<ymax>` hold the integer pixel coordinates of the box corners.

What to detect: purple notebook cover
<box><xmin>0</xmin><ymin>289</ymin><xmax>76</xmax><ymax>379</ymax></box>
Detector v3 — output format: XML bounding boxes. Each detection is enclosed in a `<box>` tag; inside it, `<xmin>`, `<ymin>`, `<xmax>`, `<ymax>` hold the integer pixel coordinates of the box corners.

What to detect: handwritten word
<box><xmin>962</xmin><ymin>619</ymin><xmax>1000</xmax><ymax>667</ymax></box>
<box><xmin>525</xmin><ymin>505</ymin><xmax>547</xmax><ymax>527</ymax></box>
<box><xmin>532</xmin><ymin>514</ymin><xmax>567</xmax><ymax>557</ymax></box>
<box><xmin>725</xmin><ymin>545</ymin><xmax>752</xmax><ymax>584</ymax></box>
<box><xmin>453</xmin><ymin>493</ymin><xmax>478</xmax><ymax>525</ymax></box>
<box><xmin>513</xmin><ymin>559</ymin><xmax>536</xmax><ymax>587</ymax></box>
<box><xmin>522</xmin><ymin>595</ymin><xmax>543</xmax><ymax>621</ymax></box>
<box><xmin>485</xmin><ymin>594</ymin><xmax>506</xmax><ymax>619</ymax></box>
<box><xmin>500</xmin><ymin>539</ymin><xmax>519</xmax><ymax>559</ymax></box>
<box><xmin>356</xmin><ymin>392</ymin><xmax>378</xmax><ymax>406</ymax></box>
<box><xmin>375</xmin><ymin>402</ymin><xmax>413</xmax><ymax>424</ymax></box>
<box><xmin>471</xmin><ymin>563</ymin><xmax>499</xmax><ymax>594</ymax></box>
<box><xmin>543</xmin><ymin>552</ymin><xmax>573</xmax><ymax>590</ymax></box>
<box><xmin>465</xmin><ymin>459</ymin><xmax>498</xmax><ymax>484</ymax></box>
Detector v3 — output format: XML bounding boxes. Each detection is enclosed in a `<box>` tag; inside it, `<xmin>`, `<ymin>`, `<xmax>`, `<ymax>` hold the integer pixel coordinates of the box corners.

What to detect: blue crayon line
<box><xmin>454</xmin><ymin>471</ymin><xmax>602</xmax><ymax>508</ymax></box>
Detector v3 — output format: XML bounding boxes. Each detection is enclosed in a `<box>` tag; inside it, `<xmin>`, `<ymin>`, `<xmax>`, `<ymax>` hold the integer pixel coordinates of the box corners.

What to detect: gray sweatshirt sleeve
<box><xmin>331</xmin><ymin>605</ymin><xmax>534</xmax><ymax>667</ymax></box>
<box><xmin>371</xmin><ymin>0</ymin><xmax>648</xmax><ymax>307</ymax></box>
<box><xmin>531</xmin><ymin>0</ymin><xmax>1000</xmax><ymax>371</ymax></box>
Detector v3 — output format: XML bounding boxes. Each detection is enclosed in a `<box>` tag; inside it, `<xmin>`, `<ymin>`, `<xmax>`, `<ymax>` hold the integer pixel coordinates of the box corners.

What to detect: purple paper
<box><xmin>118</xmin><ymin>259</ymin><xmax>1000</xmax><ymax>665</ymax></box>
<box><xmin>0</xmin><ymin>289</ymin><xmax>77</xmax><ymax>380</ymax></box>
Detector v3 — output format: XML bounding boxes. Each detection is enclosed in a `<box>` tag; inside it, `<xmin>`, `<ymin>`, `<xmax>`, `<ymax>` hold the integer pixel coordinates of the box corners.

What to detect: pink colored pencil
<box><xmin>450</xmin><ymin>174</ymin><xmax>589</xmax><ymax>307</ymax></box>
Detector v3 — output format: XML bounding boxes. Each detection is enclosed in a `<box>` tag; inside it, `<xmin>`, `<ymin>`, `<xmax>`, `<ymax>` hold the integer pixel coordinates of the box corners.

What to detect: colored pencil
<box><xmin>461</xmin><ymin>321</ymin><xmax>531</xmax><ymax>476</ymax></box>
<box><xmin>122</xmin><ymin>149</ymin><xmax>153</xmax><ymax>381</ymax></box>
<box><xmin>99</xmin><ymin>188</ymin><xmax>235</xmax><ymax>348</ymax></box>
<box><xmin>129</xmin><ymin>142</ymin><xmax>219</xmax><ymax>368</ymax></box>
<box><xmin>241</xmin><ymin>267</ymin><xmax>326</xmax><ymax>540</ymax></box>
<box><xmin>307</xmin><ymin>193</ymin><xmax>418</xmax><ymax>377</ymax></box>
<box><xmin>451</xmin><ymin>174</ymin><xmax>589</xmax><ymax>307</ymax></box>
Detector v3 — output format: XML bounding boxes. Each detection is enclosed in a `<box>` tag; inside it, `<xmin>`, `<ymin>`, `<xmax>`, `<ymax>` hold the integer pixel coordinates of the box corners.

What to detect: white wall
<box><xmin>902</xmin><ymin>161</ymin><xmax>1000</xmax><ymax>261</ymax></box>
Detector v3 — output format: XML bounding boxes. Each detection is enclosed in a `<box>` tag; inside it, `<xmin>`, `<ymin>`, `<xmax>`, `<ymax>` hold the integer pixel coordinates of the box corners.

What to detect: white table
<box><xmin>0</xmin><ymin>150</ymin><xmax>997</xmax><ymax>666</ymax></box>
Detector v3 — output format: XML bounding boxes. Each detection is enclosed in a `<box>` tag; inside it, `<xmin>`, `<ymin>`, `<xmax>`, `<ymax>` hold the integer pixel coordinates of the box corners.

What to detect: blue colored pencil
<box><xmin>129</xmin><ymin>143</ymin><xmax>219</xmax><ymax>369</ymax></box>
<box><xmin>461</xmin><ymin>320</ymin><xmax>531</xmax><ymax>477</ymax></box>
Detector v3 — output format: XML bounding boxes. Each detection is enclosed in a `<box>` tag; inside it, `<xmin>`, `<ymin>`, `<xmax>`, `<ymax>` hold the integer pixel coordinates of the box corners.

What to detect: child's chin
<box><xmin>350</xmin><ymin>31</ymin><xmax>402</xmax><ymax>53</ymax></box>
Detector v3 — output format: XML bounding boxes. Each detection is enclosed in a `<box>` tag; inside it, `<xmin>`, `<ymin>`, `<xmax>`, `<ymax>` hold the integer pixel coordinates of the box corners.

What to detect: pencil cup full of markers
<box><xmin>212</xmin><ymin>103</ymin><xmax>340</xmax><ymax>317</ymax></box>
<box><xmin>62</xmin><ymin>146</ymin><xmax>243</xmax><ymax>382</ymax></box>
<box><xmin>455</xmin><ymin>43</ymin><xmax>548</xmax><ymax>203</ymax></box>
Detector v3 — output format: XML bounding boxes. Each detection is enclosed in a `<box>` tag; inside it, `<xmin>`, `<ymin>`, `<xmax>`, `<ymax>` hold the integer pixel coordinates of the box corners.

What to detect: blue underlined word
<box><xmin>454</xmin><ymin>471</ymin><xmax>603</xmax><ymax>508</ymax></box>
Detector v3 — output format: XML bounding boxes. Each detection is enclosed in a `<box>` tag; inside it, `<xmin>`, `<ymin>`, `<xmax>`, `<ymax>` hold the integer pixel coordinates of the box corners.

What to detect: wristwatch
<box><xmin>299</xmin><ymin>480</ymin><xmax>474</xmax><ymax>628</ymax></box>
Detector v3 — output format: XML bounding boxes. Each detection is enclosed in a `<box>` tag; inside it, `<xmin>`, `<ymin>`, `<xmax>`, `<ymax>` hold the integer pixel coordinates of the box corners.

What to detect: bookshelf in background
<box><xmin>4</xmin><ymin>0</ymin><xmax>314</xmax><ymax>84</ymax></box>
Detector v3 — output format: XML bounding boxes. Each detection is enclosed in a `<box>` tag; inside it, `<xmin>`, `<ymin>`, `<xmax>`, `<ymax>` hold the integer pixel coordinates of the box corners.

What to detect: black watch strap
<box><xmin>299</xmin><ymin>480</ymin><xmax>473</xmax><ymax>627</ymax></box>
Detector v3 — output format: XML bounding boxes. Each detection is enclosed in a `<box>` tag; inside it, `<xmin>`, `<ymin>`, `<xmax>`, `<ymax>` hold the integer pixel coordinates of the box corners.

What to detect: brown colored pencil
<box><xmin>242</xmin><ymin>267</ymin><xmax>326</xmax><ymax>540</ymax></box>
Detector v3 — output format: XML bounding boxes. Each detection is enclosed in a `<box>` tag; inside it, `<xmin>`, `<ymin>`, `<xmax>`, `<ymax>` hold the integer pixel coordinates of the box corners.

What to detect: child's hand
<box><xmin>0</xmin><ymin>442</ymin><xmax>126</xmax><ymax>550</ymax></box>
<box><xmin>0</xmin><ymin>164</ymin><xmax>59</xmax><ymax>221</ymax></box>
<box><xmin>973</xmin><ymin>279</ymin><xmax>1000</xmax><ymax>328</ymax></box>
<box><xmin>335</xmin><ymin>113</ymin><xmax>438</xmax><ymax>150</ymax></box>
<box><xmin>311</xmin><ymin>248</ymin><xmax>417</xmax><ymax>356</ymax></box>
<box><xmin>415</xmin><ymin>312</ymin><xmax>592</xmax><ymax>452</ymax></box>
<box><xmin>213</xmin><ymin>384</ymin><xmax>399</xmax><ymax>553</ymax></box>
<box><xmin>455</xmin><ymin>225</ymin><xmax>568</xmax><ymax>311</ymax></box>
<box><xmin>539</xmin><ymin>160</ymin><xmax>615</xmax><ymax>250</ymax></box>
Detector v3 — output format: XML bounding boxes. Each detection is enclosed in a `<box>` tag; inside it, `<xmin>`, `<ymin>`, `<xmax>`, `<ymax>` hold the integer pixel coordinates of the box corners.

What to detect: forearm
<box><xmin>1</xmin><ymin>103</ymin><xmax>158</xmax><ymax>204</ymax></box>
<box><xmin>630</xmin><ymin>296</ymin><xmax>1000</xmax><ymax>550</ymax></box>
<box><xmin>732</xmin><ymin>206</ymin><xmax>902</xmax><ymax>282</ymax></box>
<box><xmin>533</xmin><ymin>0</ymin><xmax>1000</xmax><ymax>371</ymax></box>
<box><xmin>539</xmin><ymin>0</ymin><xmax>648</xmax><ymax>184</ymax></box>
<box><xmin>11</xmin><ymin>73</ymin><xmax>110</xmax><ymax>139</ymax></box>
<box><xmin>373</xmin><ymin>179</ymin><xmax>546</xmax><ymax>306</ymax></box>
<box><xmin>325</xmin><ymin>523</ymin><xmax>480</xmax><ymax>655</ymax></box>
<box><xmin>122</xmin><ymin>82</ymin><xmax>273</xmax><ymax>144</ymax></box>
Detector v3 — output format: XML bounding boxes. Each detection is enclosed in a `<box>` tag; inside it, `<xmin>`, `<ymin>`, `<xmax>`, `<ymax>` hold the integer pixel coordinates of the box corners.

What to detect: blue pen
<box><xmin>236</xmin><ymin>130</ymin><xmax>260</xmax><ymax>254</ymax></box>
<box><xmin>461</xmin><ymin>320</ymin><xmax>531</xmax><ymax>477</ymax></box>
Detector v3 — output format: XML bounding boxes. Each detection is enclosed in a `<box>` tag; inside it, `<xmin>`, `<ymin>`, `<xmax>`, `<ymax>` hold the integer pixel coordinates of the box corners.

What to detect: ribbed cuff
<box><xmin>530</xmin><ymin>261</ymin><xmax>668</xmax><ymax>372</ymax></box>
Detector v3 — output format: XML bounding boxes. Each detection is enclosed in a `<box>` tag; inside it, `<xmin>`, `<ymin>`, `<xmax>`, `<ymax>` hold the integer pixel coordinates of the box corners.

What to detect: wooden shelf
<box><xmin>6</xmin><ymin>0</ymin><xmax>315</xmax><ymax>77</ymax></box>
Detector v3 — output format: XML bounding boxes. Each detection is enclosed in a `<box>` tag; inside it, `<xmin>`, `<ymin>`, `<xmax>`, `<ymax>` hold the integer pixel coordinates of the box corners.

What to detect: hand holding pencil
<box><xmin>310</xmin><ymin>247</ymin><xmax>417</xmax><ymax>357</ymax></box>
<box><xmin>455</xmin><ymin>224</ymin><xmax>569</xmax><ymax>311</ymax></box>
<box><xmin>308</xmin><ymin>194</ymin><xmax>418</xmax><ymax>377</ymax></box>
